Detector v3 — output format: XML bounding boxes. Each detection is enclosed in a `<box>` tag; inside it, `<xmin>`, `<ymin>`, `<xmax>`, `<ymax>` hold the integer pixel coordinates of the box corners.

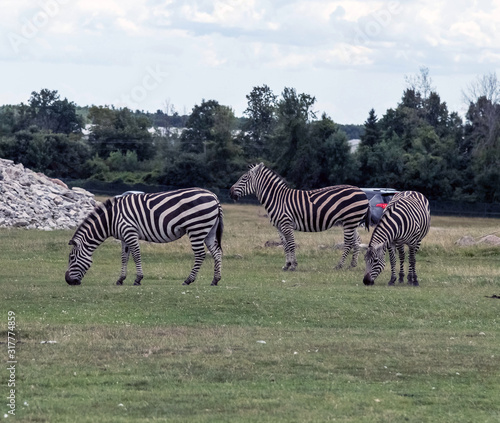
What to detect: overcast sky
<box><xmin>1</xmin><ymin>0</ymin><xmax>499</xmax><ymax>124</ymax></box>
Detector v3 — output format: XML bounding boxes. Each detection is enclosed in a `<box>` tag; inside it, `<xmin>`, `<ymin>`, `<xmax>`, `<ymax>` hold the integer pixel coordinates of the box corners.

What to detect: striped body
<box><xmin>65</xmin><ymin>188</ymin><xmax>223</xmax><ymax>286</ymax></box>
<box><xmin>230</xmin><ymin>163</ymin><xmax>370</xmax><ymax>270</ymax></box>
<box><xmin>363</xmin><ymin>191</ymin><xmax>430</xmax><ymax>286</ymax></box>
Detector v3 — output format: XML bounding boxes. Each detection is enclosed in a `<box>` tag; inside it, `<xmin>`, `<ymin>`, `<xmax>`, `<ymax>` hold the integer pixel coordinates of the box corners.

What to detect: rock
<box><xmin>455</xmin><ymin>236</ymin><xmax>476</xmax><ymax>246</ymax></box>
<box><xmin>478</xmin><ymin>235</ymin><xmax>500</xmax><ymax>245</ymax></box>
<box><xmin>0</xmin><ymin>158</ymin><xmax>96</xmax><ymax>230</ymax></box>
<box><xmin>455</xmin><ymin>235</ymin><xmax>500</xmax><ymax>246</ymax></box>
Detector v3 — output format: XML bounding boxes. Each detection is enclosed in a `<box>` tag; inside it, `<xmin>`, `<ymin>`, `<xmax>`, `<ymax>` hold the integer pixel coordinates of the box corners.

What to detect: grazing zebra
<box><xmin>65</xmin><ymin>188</ymin><xmax>223</xmax><ymax>286</ymax></box>
<box><xmin>229</xmin><ymin>163</ymin><xmax>370</xmax><ymax>271</ymax></box>
<box><xmin>363</xmin><ymin>191</ymin><xmax>430</xmax><ymax>286</ymax></box>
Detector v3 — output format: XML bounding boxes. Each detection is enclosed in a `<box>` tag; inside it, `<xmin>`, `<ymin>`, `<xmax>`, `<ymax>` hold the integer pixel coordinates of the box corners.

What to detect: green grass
<box><xmin>1</xmin><ymin>206</ymin><xmax>500</xmax><ymax>422</ymax></box>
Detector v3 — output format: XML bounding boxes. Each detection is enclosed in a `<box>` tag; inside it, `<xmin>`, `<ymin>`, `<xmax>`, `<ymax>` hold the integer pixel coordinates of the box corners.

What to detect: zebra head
<box><xmin>363</xmin><ymin>244</ymin><xmax>386</xmax><ymax>285</ymax></box>
<box><xmin>229</xmin><ymin>163</ymin><xmax>264</xmax><ymax>200</ymax></box>
<box><xmin>65</xmin><ymin>238</ymin><xmax>93</xmax><ymax>285</ymax></box>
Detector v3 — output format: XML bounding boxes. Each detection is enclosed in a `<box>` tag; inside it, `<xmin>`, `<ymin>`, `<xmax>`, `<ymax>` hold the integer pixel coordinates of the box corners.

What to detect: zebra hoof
<box><xmin>116</xmin><ymin>280</ymin><xmax>123</xmax><ymax>286</ymax></box>
<box><xmin>182</xmin><ymin>280</ymin><xmax>192</xmax><ymax>285</ymax></box>
<box><xmin>210</xmin><ymin>281</ymin><xmax>219</xmax><ymax>286</ymax></box>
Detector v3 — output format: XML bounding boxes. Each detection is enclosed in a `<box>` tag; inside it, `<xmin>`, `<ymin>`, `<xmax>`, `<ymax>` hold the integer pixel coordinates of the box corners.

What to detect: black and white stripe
<box><xmin>230</xmin><ymin>163</ymin><xmax>370</xmax><ymax>270</ymax></box>
<box><xmin>363</xmin><ymin>191</ymin><xmax>430</xmax><ymax>286</ymax></box>
<box><xmin>66</xmin><ymin>188</ymin><xmax>223</xmax><ymax>286</ymax></box>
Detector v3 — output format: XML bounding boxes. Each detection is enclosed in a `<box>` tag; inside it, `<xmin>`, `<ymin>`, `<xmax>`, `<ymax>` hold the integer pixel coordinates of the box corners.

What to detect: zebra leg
<box><xmin>388</xmin><ymin>245</ymin><xmax>397</xmax><ymax>286</ymax></box>
<box><xmin>116</xmin><ymin>241</ymin><xmax>130</xmax><ymax>285</ymax></box>
<box><xmin>408</xmin><ymin>245</ymin><xmax>419</xmax><ymax>286</ymax></box>
<box><xmin>336</xmin><ymin>227</ymin><xmax>355</xmax><ymax>269</ymax></box>
<box><xmin>397</xmin><ymin>245</ymin><xmax>405</xmax><ymax>283</ymax></box>
<box><xmin>183</xmin><ymin>236</ymin><xmax>206</xmax><ymax>285</ymax></box>
<box><xmin>349</xmin><ymin>230</ymin><xmax>361</xmax><ymax>268</ymax></box>
<box><xmin>206</xmin><ymin>240</ymin><xmax>222</xmax><ymax>286</ymax></box>
<box><xmin>125</xmin><ymin>237</ymin><xmax>143</xmax><ymax>286</ymax></box>
<box><xmin>277</xmin><ymin>222</ymin><xmax>297</xmax><ymax>271</ymax></box>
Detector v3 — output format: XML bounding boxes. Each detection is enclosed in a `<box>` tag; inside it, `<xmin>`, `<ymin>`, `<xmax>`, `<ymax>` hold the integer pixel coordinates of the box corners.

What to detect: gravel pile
<box><xmin>0</xmin><ymin>158</ymin><xmax>96</xmax><ymax>230</ymax></box>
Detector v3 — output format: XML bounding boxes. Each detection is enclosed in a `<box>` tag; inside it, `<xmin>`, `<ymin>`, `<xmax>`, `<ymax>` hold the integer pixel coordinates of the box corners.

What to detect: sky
<box><xmin>1</xmin><ymin>0</ymin><xmax>499</xmax><ymax>124</ymax></box>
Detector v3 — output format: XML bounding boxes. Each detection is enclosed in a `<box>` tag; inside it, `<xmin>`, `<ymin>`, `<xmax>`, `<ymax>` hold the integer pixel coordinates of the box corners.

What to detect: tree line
<box><xmin>0</xmin><ymin>69</ymin><xmax>499</xmax><ymax>202</ymax></box>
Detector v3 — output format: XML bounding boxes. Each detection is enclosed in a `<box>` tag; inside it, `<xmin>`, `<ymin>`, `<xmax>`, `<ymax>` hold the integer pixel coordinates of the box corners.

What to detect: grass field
<box><xmin>1</xmin><ymin>203</ymin><xmax>500</xmax><ymax>422</ymax></box>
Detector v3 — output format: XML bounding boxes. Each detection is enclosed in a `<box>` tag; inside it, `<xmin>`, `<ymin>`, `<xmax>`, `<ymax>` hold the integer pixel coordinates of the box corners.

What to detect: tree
<box><xmin>180</xmin><ymin>100</ymin><xmax>220</xmax><ymax>155</ymax></box>
<box><xmin>271</xmin><ymin>87</ymin><xmax>316</xmax><ymax>181</ymax></box>
<box><xmin>206</xmin><ymin>104</ymin><xmax>242</xmax><ymax>186</ymax></box>
<box><xmin>0</xmin><ymin>127</ymin><xmax>91</xmax><ymax>178</ymax></box>
<box><xmin>19</xmin><ymin>89</ymin><xmax>83</xmax><ymax>134</ymax></box>
<box><xmin>0</xmin><ymin>106</ymin><xmax>18</xmax><ymax>135</ymax></box>
<box><xmin>243</xmin><ymin>85</ymin><xmax>277</xmax><ymax>159</ymax></box>
<box><xmin>405</xmin><ymin>66</ymin><xmax>435</xmax><ymax>100</ymax></box>
<box><xmin>162</xmin><ymin>100</ymin><xmax>242</xmax><ymax>187</ymax></box>
<box><xmin>464</xmin><ymin>96</ymin><xmax>500</xmax><ymax>201</ymax></box>
<box><xmin>356</xmin><ymin>108</ymin><xmax>382</xmax><ymax>185</ymax></box>
<box><xmin>463</xmin><ymin>72</ymin><xmax>500</xmax><ymax>105</ymax></box>
<box><xmin>88</xmin><ymin>106</ymin><xmax>154</xmax><ymax>161</ymax></box>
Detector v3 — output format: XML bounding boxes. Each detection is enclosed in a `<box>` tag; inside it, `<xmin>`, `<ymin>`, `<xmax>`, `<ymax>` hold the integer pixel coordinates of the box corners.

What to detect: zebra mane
<box><xmin>71</xmin><ymin>198</ymin><xmax>115</xmax><ymax>241</ymax></box>
<box><xmin>252</xmin><ymin>163</ymin><xmax>290</xmax><ymax>187</ymax></box>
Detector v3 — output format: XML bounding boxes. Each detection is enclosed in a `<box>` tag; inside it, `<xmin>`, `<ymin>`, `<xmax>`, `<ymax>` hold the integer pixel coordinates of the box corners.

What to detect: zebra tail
<box><xmin>216</xmin><ymin>206</ymin><xmax>224</xmax><ymax>253</ymax></box>
<box><xmin>364</xmin><ymin>207</ymin><xmax>371</xmax><ymax>232</ymax></box>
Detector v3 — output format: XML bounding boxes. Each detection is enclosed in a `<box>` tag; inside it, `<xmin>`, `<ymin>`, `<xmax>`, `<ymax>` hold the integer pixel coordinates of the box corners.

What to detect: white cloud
<box><xmin>1</xmin><ymin>0</ymin><xmax>500</xmax><ymax>122</ymax></box>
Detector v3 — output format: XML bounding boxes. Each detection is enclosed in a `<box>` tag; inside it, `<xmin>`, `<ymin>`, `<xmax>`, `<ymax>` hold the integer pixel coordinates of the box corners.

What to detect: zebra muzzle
<box><xmin>363</xmin><ymin>274</ymin><xmax>374</xmax><ymax>286</ymax></box>
<box><xmin>65</xmin><ymin>271</ymin><xmax>81</xmax><ymax>285</ymax></box>
<box><xmin>229</xmin><ymin>187</ymin><xmax>239</xmax><ymax>200</ymax></box>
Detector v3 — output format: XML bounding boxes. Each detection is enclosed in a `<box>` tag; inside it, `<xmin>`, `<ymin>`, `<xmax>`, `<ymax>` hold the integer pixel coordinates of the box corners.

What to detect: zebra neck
<box><xmin>370</xmin><ymin>222</ymin><xmax>394</xmax><ymax>248</ymax></box>
<box><xmin>256</xmin><ymin>176</ymin><xmax>290</xmax><ymax>210</ymax></box>
<box><xmin>76</xmin><ymin>200</ymin><xmax>114</xmax><ymax>247</ymax></box>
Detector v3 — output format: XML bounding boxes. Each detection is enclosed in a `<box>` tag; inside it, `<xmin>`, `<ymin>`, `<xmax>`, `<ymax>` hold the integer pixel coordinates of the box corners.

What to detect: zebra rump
<box><xmin>65</xmin><ymin>188</ymin><xmax>223</xmax><ymax>286</ymax></box>
<box><xmin>363</xmin><ymin>190</ymin><xmax>430</xmax><ymax>286</ymax></box>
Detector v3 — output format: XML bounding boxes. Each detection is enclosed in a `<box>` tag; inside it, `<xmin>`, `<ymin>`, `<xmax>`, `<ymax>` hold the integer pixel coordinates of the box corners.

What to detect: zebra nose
<box><xmin>65</xmin><ymin>271</ymin><xmax>81</xmax><ymax>285</ymax></box>
<box><xmin>229</xmin><ymin>187</ymin><xmax>239</xmax><ymax>200</ymax></box>
<box><xmin>363</xmin><ymin>274</ymin><xmax>374</xmax><ymax>286</ymax></box>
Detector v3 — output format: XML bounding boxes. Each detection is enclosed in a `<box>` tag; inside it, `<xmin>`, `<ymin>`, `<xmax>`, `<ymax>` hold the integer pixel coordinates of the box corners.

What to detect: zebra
<box><xmin>65</xmin><ymin>188</ymin><xmax>223</xmax><ymax>286</ymax></box>
<box><xmin>229</xmin><ymin>163</ymin><xmax>370</xmax><ymax>271</ymax></box>
<box><xmin>363</xmin><ymin>190</ymin><xmax>430</xmax><ymax>286</ymax></box>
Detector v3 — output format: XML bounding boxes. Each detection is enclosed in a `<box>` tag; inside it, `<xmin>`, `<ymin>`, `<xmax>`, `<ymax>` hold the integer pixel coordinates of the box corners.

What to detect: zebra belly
<box><xmin>140</xmin><ymin>227</ymin><xmax>186</xmax><ymax>243</ymax></box>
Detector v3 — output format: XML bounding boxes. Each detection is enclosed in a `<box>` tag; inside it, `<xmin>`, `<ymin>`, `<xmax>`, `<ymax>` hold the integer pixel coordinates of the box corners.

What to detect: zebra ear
<box><xmin>253</xmin><ymin>162</ymin><xmax>264</xmax><ymax>172</ymax></box>
<box><xmin>374</xmin><ymin>243</ymin><xmax>386</xmax><ymax>256</ymax></box>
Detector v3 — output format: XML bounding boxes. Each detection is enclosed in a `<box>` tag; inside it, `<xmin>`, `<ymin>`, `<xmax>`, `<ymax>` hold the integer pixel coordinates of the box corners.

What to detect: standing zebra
<box><xmin>363</xmin><ymin>191</ymin><xmax>430</xmax><ymax>286</ymax></box>
<box><xmin>229</xmin><ymin>163</ymin><xmax>370</xmax><ymax>271</ymax></box>
<box><xmin>65</xmin><ymin>188</ymin><xmax>223</xmax><ymax>286</ymax></box>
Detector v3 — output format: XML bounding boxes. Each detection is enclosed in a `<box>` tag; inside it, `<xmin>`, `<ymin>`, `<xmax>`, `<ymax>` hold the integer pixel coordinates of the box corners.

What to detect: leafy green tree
<box><xmin>464</xmin><ymin>96</ymin><xmax>500</xmax><ymax>201</ymax></box>
<box><xmin>271</xmin><ymin>87</ymin><xmax>316</xmax><ymax>181</ymax></box>
<box><xmin>243</xmin><ymin>85</ymin><xmax>277</xmax><ymax>159</ymax></box>
<box><xmin>88</xmin><ymin>106</ymin><xmax>154</xmax><ymax>161</ymax></box>
<box><xmin>160</xmin><ymin>100</ymin><xmax>242</xmax><ymax>187</ymax></box>
<box><xmin>0</xmin><ymin>127</ymin><xmax>91</xmax><ymax>178</ymax></box>
<box><xmin>0</xmin><ymin>106</ymin><xmax>18</xmax><ymax>135</ymax></box>
<box><xmin>160</xmin><ymin>153</ymin><xmax>210</xmax><ymax>188</ymax></box>
<box><xmin>206</xmin><ymin>104</ymin><xmax>243</xmax><ymax>186</ymax></box>
<box><xmin>308</xmin><ymin>114</ymin><xmax>357</xmax><ymax>187</ymax></box>
<box><xmin>356</xmin><ymin>109</ymin><xmax>382</xmax><ymax>186</ymax></box>
<box><xmin>19</xmin><ymin>89</ymin><xmax>83</xmax><ymax>134</ymax></box>
<box><xmin>180</xmin><ymin>100</ymin><xmax>220</xmax><ymax>155</ymax></box>
<box><xmin>372</xmin><ymin>82</ymin><xmax>465</xmax><ymax>198</ymax></box>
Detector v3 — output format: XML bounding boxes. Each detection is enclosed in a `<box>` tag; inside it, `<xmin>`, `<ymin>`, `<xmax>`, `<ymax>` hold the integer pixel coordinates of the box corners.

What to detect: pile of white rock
<box><xmin>0</xmin><ymin>158</ymin><xmax>96</xmax><ymax>230</ymax></box>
